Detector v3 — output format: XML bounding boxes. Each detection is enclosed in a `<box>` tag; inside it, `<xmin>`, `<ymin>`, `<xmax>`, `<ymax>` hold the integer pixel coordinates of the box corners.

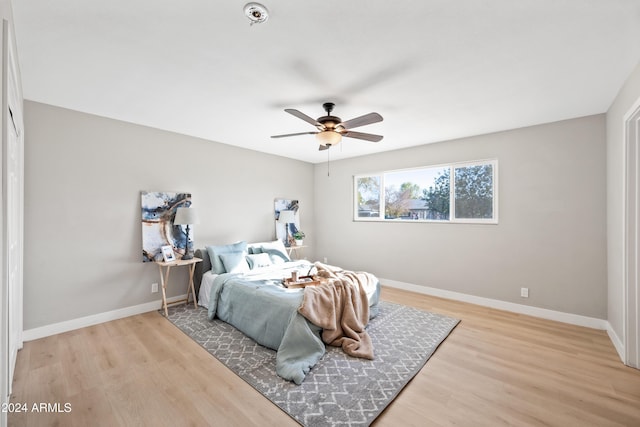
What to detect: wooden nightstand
<box><xmin>156</xmin><ymin>257</ymin><xmax>202</xmax><ymax>316</ymax></box>
<box><xmin>286</xmin><ymin>245</ymin><xmax>307</xmax><ymax>260</ymax></box>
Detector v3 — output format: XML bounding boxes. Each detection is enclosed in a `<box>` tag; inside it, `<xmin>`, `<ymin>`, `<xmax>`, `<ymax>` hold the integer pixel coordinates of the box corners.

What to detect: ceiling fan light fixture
<box><xmin>316</xmin><ymin>130</ymin><xmax>342</xmax><ymax>146</ymax></box>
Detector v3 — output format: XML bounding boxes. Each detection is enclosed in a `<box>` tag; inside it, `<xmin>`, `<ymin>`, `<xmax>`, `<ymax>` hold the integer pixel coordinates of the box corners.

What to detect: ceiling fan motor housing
<box><xmin>318</xmin><ymin>116</ymin><xmax>342</xmax><ymax>130</ymax></box>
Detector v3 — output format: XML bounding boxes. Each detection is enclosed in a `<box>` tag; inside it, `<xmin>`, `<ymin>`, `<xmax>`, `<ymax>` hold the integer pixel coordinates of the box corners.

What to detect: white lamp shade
<box><xmin>278</xmin><ymin>210</ymin><xmax>296</xmax><ymax>223</ymax></box>
<box><xmin>316</xmin><ymin>130</ymin><xmax>342</xmax><ymax>146</ymax></box>
<box><xmin>174</xmin><ymin>207</ymin><xmax>199</xmax><ymax>225</ymax></box>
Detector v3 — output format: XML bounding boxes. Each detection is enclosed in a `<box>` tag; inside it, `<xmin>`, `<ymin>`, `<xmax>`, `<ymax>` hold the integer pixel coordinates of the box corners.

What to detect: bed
<box><xmin>193</xmin><ymin>240</ymin><xmax>380</xmax><ymax>384</ymax></box>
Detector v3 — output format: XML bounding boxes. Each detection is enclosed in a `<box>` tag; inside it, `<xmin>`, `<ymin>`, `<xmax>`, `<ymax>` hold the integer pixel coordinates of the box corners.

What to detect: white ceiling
<box><xmin>12</xmin><ymin>0</ymin><xmax>640</xmax><ymax>164</ymax></box>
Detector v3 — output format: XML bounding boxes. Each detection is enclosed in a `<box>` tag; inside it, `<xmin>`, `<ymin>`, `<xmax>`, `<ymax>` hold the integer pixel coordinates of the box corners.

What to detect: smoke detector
<box><xmin>244</xmin><ymin>3</ymin><xmax>269</xmax><ymax>25</ymax></box>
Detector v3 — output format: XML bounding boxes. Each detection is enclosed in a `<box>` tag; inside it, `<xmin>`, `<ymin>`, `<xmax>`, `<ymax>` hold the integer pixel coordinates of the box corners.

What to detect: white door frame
<box><xmin>623</xmin><ymin>97</ymin><xmax>640</xmax><ymax>369</ymax></box>
<box><xmin>0</xmin><ymin>21</ymin><xmax>5</xmax><ymax>426</ymax></box>
<box><xmin>1</xmin><ymin>18</ymin><xmax>23</xmax><ymax>422</ymax></box>
<box><xmin>5</xmin><ymin>18</ymin><xmax>22</xmax><ymax>385</ymax></box>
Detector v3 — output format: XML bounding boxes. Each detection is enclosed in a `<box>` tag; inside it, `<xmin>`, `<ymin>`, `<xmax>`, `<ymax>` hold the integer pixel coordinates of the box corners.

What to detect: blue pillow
<box><xmin>206</xmin><ymin>241</ymin><xmax>248</xmax><ymax>274</ymax></box>
<box><xmin>219</xmin><ymin>252</ymin><xmax>250</xmax><ymax>274</ymax></box>
<box><xmin>247</xmin><ymin>243</ymin><xmax>263</xmax><ymax>255</ymax></box>
<box><xmin>259</xmin><ymin>240</ymin><xmax>291</xmax><ymax>264</ymax></box>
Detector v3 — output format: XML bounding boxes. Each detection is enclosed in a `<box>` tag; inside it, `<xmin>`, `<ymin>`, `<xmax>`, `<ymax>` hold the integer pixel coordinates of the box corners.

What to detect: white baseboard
<box><xmin>381</xmin><ymin>278</ymin><xmax>609</xmax><ymax>330</ymax></box>
<box><xmin>606</xmin><ymin>323</ymin><xmax>625</xmax><ymax>362</ymax></box>
<box><xmin>22</xmin><ymin>294</ymin><xmax>188</xmax><ymax>342</ymax></box>
<box><xmin>23</xmin><ymin>281</ymin><xmax>618</xmax><ymax>348</ymax></box>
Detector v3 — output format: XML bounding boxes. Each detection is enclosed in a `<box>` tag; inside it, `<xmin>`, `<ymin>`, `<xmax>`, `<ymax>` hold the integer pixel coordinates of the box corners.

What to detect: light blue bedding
<box><xmin>207</xmin><ymin>260</ymin><xmax>380</xmax><ymax>384</ymax></box>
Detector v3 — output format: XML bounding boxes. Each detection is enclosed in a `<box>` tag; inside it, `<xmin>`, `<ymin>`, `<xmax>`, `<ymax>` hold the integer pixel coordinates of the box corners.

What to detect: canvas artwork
<box><xmin>141</xmin><ymin>191</ymin><xmax>192</xmax><ymax>262</ymax></box>
<box><xmin>274</xmin><ymin>198</ymin><xmax>300</xmax><ymax>246</ymax></box>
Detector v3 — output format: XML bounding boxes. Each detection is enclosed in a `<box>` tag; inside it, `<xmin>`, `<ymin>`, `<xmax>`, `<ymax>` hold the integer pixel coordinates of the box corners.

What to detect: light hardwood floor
<box><xmin>9</xmin><ymin>287</ymin><xmax>640</xmax><ymax>427</ymax></box>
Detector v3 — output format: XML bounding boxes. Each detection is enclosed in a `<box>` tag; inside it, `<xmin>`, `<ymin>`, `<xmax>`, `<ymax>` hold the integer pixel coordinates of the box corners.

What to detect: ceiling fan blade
<box><xmin>271</xmin><ymin>131</ymin><xmax>318</xmax><ymax>139</ymax></box>
<box><xmin>342</xmin><ymin>130</ymin><xmax>384</xmax><ymax>142</ymax></box>
<box><xmin>284</xmin><ymin>109</ymin><xmax>321</xmax><ymax>126</ymax></box>
<box><xmin>339</xmin><ymin>112</ymin><xmax>383</xmax><ymax>130</ymax></box>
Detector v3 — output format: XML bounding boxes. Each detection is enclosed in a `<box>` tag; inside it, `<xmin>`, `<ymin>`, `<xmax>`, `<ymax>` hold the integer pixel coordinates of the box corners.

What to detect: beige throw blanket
<box><xmin>297</xmin><ymin>262</ymin><xmax>377</xmax><ymax>360</ymax></box>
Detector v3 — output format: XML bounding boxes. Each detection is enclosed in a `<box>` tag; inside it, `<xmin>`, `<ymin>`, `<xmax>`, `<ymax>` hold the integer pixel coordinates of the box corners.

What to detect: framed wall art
<box><xmin>141</xmin><ymin>191</ymin><xmax>192</xmax><ymax>262</ymax></box>
<box><xmin>274</xmin><ymin>198</ymin><xmax>300</xmax><ymax>246</ymax></box>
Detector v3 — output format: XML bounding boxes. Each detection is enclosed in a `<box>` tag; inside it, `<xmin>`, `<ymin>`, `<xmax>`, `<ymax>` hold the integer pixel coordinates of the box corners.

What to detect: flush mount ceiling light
<box><xmin>244</xmin><ymin>2</ymin><xmax>269</xmax><ymax>25</ymax></box>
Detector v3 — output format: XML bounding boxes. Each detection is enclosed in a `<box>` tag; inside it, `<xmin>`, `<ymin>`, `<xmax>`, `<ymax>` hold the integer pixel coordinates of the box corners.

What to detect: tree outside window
<box><xmin>455</xmin><ymin>164</ymin><xmax>493</xmax><ymax>219</ymax></box>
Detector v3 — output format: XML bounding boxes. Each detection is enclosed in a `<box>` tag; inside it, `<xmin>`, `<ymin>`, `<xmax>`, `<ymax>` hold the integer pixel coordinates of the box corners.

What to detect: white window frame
<box><xmin>353</xmin><ymin>159</ymin><xmax>498</xmax><ymax>224</ymax></box>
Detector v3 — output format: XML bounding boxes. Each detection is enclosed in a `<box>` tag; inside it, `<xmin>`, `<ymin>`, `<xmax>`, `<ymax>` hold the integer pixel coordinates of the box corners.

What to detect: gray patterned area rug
<box><xmin>165</xmin><ymin>301</ymin><xmax>459</xmax><ymax>426</ymax></box>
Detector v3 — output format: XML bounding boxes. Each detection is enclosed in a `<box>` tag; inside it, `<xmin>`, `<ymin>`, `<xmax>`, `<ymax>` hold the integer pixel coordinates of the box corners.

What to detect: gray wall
<box><xmin>23</xmin><ymin>101</ymin><xmax>315</xmax><ymax>330</ymax></box>
<box><xmin>314</xmin><ymin>115</ymin><xmax>607</xmax><ymax>319</ymax></box>
<box><xmin>606</xmin><ymin>61</ymin><xmax>640</xmax><ymax>339</ymax></box>
<box><xmin>23</xmin><ymin>100</ymin><xmax>610</xmax><ymax>329</ymax></box>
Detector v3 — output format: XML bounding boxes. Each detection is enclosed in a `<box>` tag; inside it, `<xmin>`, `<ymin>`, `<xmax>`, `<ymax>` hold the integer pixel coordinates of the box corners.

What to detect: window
<box><xmin>354</xmin><ymin>160</ymin><xmax>497</xmax><ymax>223</ymax></box>
<box><xmin>356</xmin><ymin>176</ymin><xmax>381</xmax><ymax>218</ymax></box>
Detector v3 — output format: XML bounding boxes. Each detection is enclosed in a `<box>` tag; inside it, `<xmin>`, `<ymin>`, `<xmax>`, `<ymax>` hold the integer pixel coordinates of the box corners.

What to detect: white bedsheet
<box><xmin>198</xmin><ymin>270</ymin><xmax>219</xmax><ymax>309</ymax></box>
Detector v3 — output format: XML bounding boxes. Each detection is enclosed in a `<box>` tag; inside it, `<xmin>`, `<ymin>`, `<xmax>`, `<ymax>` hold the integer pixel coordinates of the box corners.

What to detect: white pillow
<box><xmin>246</xmin><ymin>253</ymin><xmax>272</xmax><ymax>269</ymax></box>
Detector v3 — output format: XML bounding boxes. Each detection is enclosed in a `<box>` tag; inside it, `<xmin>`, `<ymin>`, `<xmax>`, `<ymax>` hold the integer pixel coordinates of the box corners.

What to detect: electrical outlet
<box><xmin>323</xmin><ymin>257</ymin><xmax>328</xmax><ymax>263</ymax></box>
<box><xmin>520</xmin><ymin>287</ymin><xmax>529</xmax><ymax>298</ymax></box>
<box><xmin>151</xmin><ymin>282</ymin><xmax>159</xmax><ymax>293</ymax></box>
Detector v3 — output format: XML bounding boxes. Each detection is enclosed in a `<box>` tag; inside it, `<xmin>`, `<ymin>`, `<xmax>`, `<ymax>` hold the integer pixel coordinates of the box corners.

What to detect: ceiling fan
<box><xmin>271</xmin><ymin>102</ymin><xmax>383</xmax><ymax>150</ymax></box>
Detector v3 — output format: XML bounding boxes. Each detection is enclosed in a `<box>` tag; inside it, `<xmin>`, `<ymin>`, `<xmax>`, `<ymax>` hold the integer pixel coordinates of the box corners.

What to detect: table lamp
<box><xmin>174</xmin><ymin>207</ymin><xmax>199</xmax><ymax>260</ymax></box>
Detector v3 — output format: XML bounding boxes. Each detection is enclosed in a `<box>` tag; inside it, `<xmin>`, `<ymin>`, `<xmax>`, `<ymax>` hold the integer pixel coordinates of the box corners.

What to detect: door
<box><xmin>1</xmin><ymin>18</ymin><xmax>23</xmax><ymax>410</ymax></box>
<box><xmin>625</xmin><ymin>100</ymin><xmax>640</xmax><ymax>369</ymax></box>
